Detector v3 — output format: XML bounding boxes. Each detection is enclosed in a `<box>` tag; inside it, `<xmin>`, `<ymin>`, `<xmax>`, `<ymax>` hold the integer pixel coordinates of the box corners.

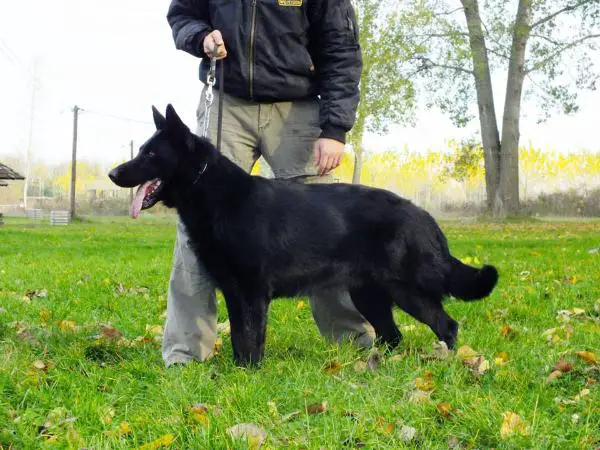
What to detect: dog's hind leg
<box><xmin>387</xmin><ymin>286</ymin><xmax>458</xmax><ymax>349</ymax></box>
<box><xmin>349</xmin><ymin>283</ymin><xmax>402</xmax><ymax>349</ymax></box>
<box><xmin>223</xmin><ymin>291</ymin><xmax>269</xmax><ymax>366</ymax></box>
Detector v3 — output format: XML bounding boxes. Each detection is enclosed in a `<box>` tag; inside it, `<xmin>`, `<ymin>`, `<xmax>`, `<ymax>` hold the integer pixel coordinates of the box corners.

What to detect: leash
<box><xmin>199</xmin><ymin>46</ymin><xmax>224</xmax><ymax>153</ymax></box>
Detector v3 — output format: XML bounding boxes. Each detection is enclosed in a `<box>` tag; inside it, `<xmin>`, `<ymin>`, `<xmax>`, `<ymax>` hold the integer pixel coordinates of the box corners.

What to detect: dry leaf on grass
<box><xmin>139</xmin><ymin>433</ymin><xmax>175</xmax><ymax>450</ymax></box>
<box><xmin>500</xmin><ymin>411</ymin><xmax>528</xmax><ymax>439</ymax></box>
<box><xmin>456</xmin><ymin>345</ymin><xmax>478</xmax><ymax>361</ymax></box>
<box><xmin>376</xmin><ymin>416</ymin><xmax>395</xmax><ymax>434</ymax></box>
<box><xmin>546</xmin><ymin>370</ymin><xmax>563</xmax><ymax>383</ymax></box>
<box><xmin>399</xmin><ymin>425</ymin><xmax>417</xmax><ymax>443</ymax></box>
<box><xmin>576</xmin><ymin>351</ymin><xmax>597</xmax><ymax>365</ymax></box>
<box><xmin>553</xmin><ymin>359</ymin><xmax>573</xmax><ymax>373</ymax></box>
<box><xmin>414</xmin><ymin>371</ymin><xmax>435</xmax><ymax>392</ymax></box>
<box><xmin>353</xmin><ymin>361</ymin><xmax>368</xmax><ymax>373</ymax></box>
<box><xmin>32</xmin><ymin>360</ymin><xmax>48</xmax><ymax>371</ymax></box>
<box><xmin>462</xmin><ymin>356</ymin><xmax>490</xmax><ymax>376</ymax></box>
<box><xmin>501</xmin><ymin>324</ymin><xmax>517</xmax><ymax>339</ymax></box>
<box><xmin>322</xmin><ymin>360</ymin><xmax>343</xmax><ymax>375</ymax></box>
<box><xmin>57</xmin><ymin>320</ymin><xmax>77</xmax><ymax>332</ymax></box>
<box><xmin>407</xmin><ymin>389</ymin><xmax>432</xmax><ymax>404</ymax></box>
<box><xmin>436</xmin><ymin>402</ymin><xmax>453</xmax><ymax>418</ymax></box>
<box><xmin>494</xmin><ymin>352</ymin><xmax>509</xmax><ymax>366</ymax></box>
<box><xmin>227</xmin><ymin>423</ymin><xmax>267</xmax><ymax>449</ymax></box>
<box><xmin>306</xmin><ymin>402</ymin><xmax>328</xmax><ymax>415</ymax></box>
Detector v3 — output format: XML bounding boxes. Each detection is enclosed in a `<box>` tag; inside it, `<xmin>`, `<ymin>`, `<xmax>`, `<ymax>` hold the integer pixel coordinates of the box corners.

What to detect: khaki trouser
<box><xmin>161</xmin><ymin>90</ymin><xmax>375</xmax><ymax>366</ymax></box>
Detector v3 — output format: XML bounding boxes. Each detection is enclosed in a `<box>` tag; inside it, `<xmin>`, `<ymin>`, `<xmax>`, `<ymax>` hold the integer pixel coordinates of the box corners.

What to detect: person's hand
<box><xmin>313</xmin><ymin>138</ymin><xmax>345</xmax><ymax>175</ymax></box>
<box><xmin>203</xmin><ymin>30</ymin><xmax>227</xmax><ymax>59</ymax></box>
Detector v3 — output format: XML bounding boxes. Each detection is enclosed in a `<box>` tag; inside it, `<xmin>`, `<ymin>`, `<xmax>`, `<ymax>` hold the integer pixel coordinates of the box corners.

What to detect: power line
<box><xmin>82</xmin><ymin>108</ymin><xmax>153</xmax><ymax>125</ymax></box>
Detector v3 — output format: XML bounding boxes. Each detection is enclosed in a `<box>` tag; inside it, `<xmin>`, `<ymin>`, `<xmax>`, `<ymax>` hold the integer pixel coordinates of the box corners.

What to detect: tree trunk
<box><xmin>461</xmin><ymin>0</ymin><xmax>502</xmax><ymax>214</ymax></box>
<box><xmin>352</xmin><ymin>145</ymin><xmax>364</xmax><ymax>184</ymax></box>
<box><xmin>499</xmin><ymin>0</ymin><xmax>532</xmax><ymax>216</ymax></box>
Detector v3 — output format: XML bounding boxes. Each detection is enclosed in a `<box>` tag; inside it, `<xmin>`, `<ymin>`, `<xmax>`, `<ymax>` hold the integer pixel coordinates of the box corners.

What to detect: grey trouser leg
<box><xmin>162</xmin><ymin>90</ymin><xmax>374</xmax><ymax>366</ymax></box>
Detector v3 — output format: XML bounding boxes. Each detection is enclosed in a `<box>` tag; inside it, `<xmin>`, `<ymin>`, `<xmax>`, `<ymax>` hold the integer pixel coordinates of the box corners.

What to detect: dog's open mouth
<box><xmin>130</xmin><ymin>179</ymin><xmax>163</xmax><ymax>218</ymax></box>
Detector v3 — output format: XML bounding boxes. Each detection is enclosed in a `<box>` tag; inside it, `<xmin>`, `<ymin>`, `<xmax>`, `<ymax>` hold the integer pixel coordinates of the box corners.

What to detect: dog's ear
<box><xmin>152</xmin><ymin>106</ymin><xmax>167</xmax><ymax>130</ymax></box>
<box><xmin>165</xmin><ymin>104</ymin><xmax>189</xmax><ymax>132</ymax></box>
<box><xmin>165</xmin><ymin>103</ymin><xmax>195</xmax><ymax>152</ymax></box>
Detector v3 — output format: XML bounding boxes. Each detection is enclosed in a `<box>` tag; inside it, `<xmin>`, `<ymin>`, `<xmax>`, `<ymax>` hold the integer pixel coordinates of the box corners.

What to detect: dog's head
<box><xmin>108</xmin><ymin>104</ymin><xmax>213</xmax><ymax>218</ymax></box>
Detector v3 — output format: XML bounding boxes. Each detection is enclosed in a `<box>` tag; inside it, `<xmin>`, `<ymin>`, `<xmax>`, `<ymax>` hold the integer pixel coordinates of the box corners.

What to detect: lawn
<box><xmin>0</xmin><ymin>216</ymin><xmax>598</xmax><ymax>449</ymax></box>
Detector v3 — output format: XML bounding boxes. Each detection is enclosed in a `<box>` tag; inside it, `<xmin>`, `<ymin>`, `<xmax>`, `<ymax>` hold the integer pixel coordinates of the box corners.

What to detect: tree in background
<box><xmin>395</xmin><ymin>0</ymin><xmax>600</xmax><ymax>217</ymax></box>
<box><xmin>348</xmin><ymin>0</ymin><xmax>417</xmax><ymax>184</ymax></box>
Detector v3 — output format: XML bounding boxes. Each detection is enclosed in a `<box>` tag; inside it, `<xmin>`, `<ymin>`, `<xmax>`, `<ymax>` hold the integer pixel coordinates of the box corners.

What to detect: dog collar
<box><xmin>193</xmin><ymin>162</ymin><xmax>208</xmax><ymax>185</ymax></box>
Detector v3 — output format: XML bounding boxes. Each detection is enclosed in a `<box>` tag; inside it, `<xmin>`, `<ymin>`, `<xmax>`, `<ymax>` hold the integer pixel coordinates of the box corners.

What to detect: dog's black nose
<box><xmin>108</xmin><ymin>168</ymin><xmax>118</xmax><ymax>183</ymax></box>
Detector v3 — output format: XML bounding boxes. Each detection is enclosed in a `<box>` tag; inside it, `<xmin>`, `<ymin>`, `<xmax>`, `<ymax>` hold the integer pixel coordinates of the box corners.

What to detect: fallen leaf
<box><xmin>456</xmin><ymin>345</ymin><xmax>478</xmax><ymax>361</ymax></box>
<box><xmin>494</xmin><ymin>352</ymin><xmax>509</xmax><ymax>366</ymax></box>
<box><xmin>145</xmin><ymin>324</ymin><xmax>163</xmax><ymax>336</ymax></box>
<box><xmin>189</xmin><ymin>404</ymin><xmax>210</xmax><ymax>426</ymax></box>
<box><xmin>139</xmin><ymin>433</ymin><xmax>175</xmax><ymax>449</ymax></box>
<box><xmin>296</xmin><ymin>300</ymin><xmax>306</xmax><ymax>309</ymax></box>
<box><xmin>398</xmin><ymin>425</ymin><xmax>416</xmax><ymax>443</ymax></box>
<box><xmin>407</xmin><ymin>389</ymin><xmax>432</xmax><ymax>404</ymax></box>
<box><xmin>546</xmin><ymin>370</ymin><xmax>562</xmax><ymax>383</ymax></box>
<box><xmin>57</xmin><ymin>320</ymin><xmax>77</xmax><ymax>332</ymax></box>
<box><xmin>32</xmin><ymin>360</ymin><xmax>47</xmax><ymax>371</ymax></box>
<box><xmin>500</xmin><ymin>412</ymin><xmax>528</xmax><ymax>439</ymax></box>
<box><xmin>574</xmin><ymin>388</ymin><xmax>590</xmax><ymax>401</ymax></box>
<box><xmin>501</xmin><ymin>324</ymin><xmax>517</xmax><ymax>339</ymax></box>
<box><xmin>39</xmin><ymin>309</ymin><xmax>52</xmax><ymax>323</ymax></box>
<box><xmin>306</xmin><ymin>402</ymin><xmax>327</xmax><ymax>415</ymax></box>
<box><xmin>376</xmin><ymin>416</ymin><xmax>395</xmax><ymax>434</ymax></box>
<box><xmin>414</xmin><ymin>372</ymin><xmax>435</xmax><ymax>392</ymax></box>
<box><xmin>463</xmin><ymin>356</ymin><xmax>490</xmax><ymax>376</ymax></box>
<box><xmin>213</xmin><ymin>337</ymin><xmax>223</xmax><ymax>354</ymax></box>
<box><xmin>118</xmin><ymin>421</ymin><xmax>131</xmax><ymax>436</ymax></box>
<box><xmin>99</xmin><ymin>324</ymin><xmax>123</xmax><ymax>340</ymax></box>
<box><xmin>571</xmin><ymin>413</ymin><xmax>580</xmax><ymax>424</ymax></box>
<box><xmin>576</xmin><ymin>351</ymin><xmax>597</xmax><ymax>365</ymax></box>
<box><xmin>322</xmin><ymin>360</ymin><xmax>343</xmax><ymax>375</ymax></box>
<box><xmin>552</xmin><ymin>359</ymin><xmax>573</xmax><ymax>373</ymax></box>
<box><xmin>227</xmin><ymin>423</ymin><xmax>267</xmax><ymax>449</ymax></box>
<box><xmin>436</xmin><ymin>402</ymin><xmax>453</xmax><ymax>418</ymax></box>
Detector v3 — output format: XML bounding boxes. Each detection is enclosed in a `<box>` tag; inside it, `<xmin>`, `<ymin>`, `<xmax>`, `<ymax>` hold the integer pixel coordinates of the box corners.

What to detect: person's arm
<box><xmin>166</xmin><ymin>0</ymin><xmax>212</xmax><ymax>59</ymax></box>
<box><xmin>313</xmin><ymin>0</ymin><xmax>362</xmax><ymax>145</ymax></box>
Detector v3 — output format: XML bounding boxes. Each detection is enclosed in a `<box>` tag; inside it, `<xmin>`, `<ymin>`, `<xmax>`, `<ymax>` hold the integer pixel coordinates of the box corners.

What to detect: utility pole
<box><xmin>70</xmin><ymin>105</ymin><xmax>80</xmax><ymax>220</ymax></box>
<box><xmin>129</xmin><ymin>140</ymin><xmax>134</xmax><ymax>204</ymax></box>
<box><xmin>23</xmin><ymin>58</ymin><xmax>39</xmax><ymax>210</ymax></box>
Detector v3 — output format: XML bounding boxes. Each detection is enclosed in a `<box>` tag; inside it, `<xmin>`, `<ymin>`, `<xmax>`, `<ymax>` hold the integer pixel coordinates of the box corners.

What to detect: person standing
<box><xmin>162</xmin><ymin>0</ymin><xmax>375</xmax><ymax>367</ymax></box>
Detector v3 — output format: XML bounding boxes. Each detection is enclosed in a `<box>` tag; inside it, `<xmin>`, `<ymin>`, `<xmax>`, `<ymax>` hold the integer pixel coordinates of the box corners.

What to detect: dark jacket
<box><xmin>166</xmin><ymin>0</ymin><xmax>362</xmax><ymax>143</ymax></box>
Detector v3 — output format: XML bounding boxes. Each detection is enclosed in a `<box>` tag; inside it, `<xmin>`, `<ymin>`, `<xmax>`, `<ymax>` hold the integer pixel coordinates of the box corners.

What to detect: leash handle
<box><xmin>216</xmin><ymin>58</ymin><xmax>224</xmax><ymax>153</ymax></box>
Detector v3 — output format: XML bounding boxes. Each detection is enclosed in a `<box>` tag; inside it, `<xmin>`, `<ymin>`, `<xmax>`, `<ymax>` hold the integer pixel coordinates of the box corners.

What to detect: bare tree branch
<box><xmin>525</xmin><ymin>33</ymin><xmax>600</xmax><ymax>74</ymax></box>
<box><xmin>414</xmin><ymin>56</ymin><xmax>475</xmax><ymax>75</ymax></box>
<box><xmin>529</xmin><ymin>33</ymin><xmax>563</xmax><ymax>46</ymax></box>
<box><xmin>530</xmin><ymin>0</ymin><xmax>597</xmax><ymax>30</ymax></box>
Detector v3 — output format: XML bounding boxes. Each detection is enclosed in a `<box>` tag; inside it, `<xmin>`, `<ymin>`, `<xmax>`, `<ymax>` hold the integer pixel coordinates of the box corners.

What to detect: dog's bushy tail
<box><xmin>447</xmin><ymin>256</ymin><xmax>498</xmax><ymax>301</ymax></box>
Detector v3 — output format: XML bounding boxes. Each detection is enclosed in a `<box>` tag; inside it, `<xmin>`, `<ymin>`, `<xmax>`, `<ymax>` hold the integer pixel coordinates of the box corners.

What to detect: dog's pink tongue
<box><xmin>130</xmin><ymin>181</ymin><xmax>153</xmax><ymax>219</ymax></box>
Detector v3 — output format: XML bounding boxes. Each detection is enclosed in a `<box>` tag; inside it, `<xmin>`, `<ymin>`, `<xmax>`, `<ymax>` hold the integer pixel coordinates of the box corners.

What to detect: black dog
<box><xmin>108</xmin><ymin>104</ymin><xmax>498</xmax><ymax>366</ymax></box>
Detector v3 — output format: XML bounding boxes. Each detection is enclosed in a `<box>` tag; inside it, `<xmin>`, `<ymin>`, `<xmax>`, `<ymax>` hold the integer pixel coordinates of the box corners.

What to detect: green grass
<box><xmin>0</xmin><ymin>216</ymin><xmax>598</xmax><ymax>449</ymax></box>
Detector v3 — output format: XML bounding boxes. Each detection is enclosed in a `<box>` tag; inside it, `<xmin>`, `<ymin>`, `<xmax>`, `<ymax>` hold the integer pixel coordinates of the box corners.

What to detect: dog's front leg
<box><xmin>223</xmin><ymin>291</ymin><xmax>268</xmax><ymax>367</ymax></box>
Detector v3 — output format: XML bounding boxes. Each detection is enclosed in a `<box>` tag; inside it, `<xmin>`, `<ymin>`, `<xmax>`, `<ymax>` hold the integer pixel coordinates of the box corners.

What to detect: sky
<box><xmin>1</xmin><ymin>0</ymin><xmax>599</xmax><ymax>169</ymax></box>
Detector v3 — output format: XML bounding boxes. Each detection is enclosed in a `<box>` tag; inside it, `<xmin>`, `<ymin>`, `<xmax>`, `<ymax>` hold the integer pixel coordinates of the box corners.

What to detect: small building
<box><xmin>0</xmin><ymin>162</ymin><xmax>25</xmax><ymax>223</ymax></box>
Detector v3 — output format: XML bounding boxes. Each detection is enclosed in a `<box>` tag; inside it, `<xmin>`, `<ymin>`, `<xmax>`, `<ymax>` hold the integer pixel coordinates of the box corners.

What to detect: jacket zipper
<box><xmin>249</xmin><ymin>0</ymin><xmax>258</xmax><ymax>99</ymax></box>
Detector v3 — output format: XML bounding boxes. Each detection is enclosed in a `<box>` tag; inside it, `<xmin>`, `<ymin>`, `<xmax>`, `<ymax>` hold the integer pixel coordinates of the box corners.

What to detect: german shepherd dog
<box><xmin>108</xmin><ymin>105</ymin><xmax>498</xmax><ymax>366</ymax></box>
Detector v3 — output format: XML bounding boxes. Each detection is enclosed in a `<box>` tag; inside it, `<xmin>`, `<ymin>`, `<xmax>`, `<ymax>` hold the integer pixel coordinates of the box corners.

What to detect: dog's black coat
<box><xmin>109</xmin><ymin>105</ymin><xmax>499</xmax><ymax>366</ymax></box>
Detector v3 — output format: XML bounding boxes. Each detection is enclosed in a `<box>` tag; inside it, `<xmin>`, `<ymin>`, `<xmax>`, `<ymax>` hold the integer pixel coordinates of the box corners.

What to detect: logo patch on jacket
<box><xmin>277</xmin><ymin>0</ymin><xmax>302</xmax><ymax>6</ymax></box>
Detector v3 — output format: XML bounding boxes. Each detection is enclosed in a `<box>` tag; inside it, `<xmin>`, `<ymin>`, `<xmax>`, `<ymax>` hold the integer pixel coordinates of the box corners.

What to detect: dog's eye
<box><xmin>148</xmin><ymin>151</ymin><xmax>156</xmax><ymax>158</ymax></box>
